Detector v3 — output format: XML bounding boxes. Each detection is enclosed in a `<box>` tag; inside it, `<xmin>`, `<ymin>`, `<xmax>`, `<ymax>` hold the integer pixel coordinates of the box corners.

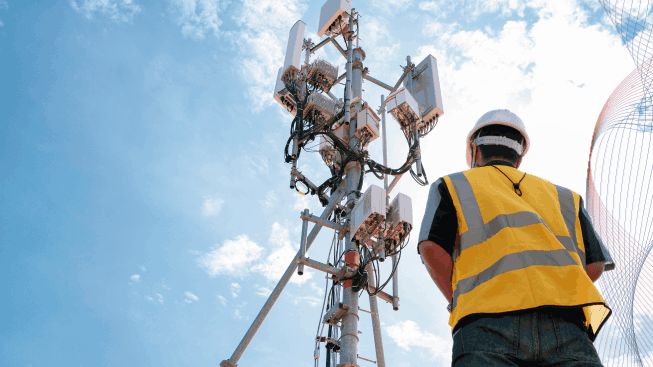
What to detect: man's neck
<box><xmin>480</xmin><ymin>159</ymin><xmax>516</xmax><ymax>168</ymax></box>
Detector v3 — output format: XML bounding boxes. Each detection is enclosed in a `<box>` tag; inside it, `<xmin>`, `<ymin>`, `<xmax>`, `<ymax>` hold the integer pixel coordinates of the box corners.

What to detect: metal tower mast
<box><xmin>221</xmin><ymin>1</ymin><xmax>444</xmax><ymax>365</ymax></box>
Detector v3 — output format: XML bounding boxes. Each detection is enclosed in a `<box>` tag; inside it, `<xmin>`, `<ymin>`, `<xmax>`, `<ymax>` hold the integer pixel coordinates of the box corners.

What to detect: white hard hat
<box><xmin>466</xmin><ymin>109</ymin><xmax>530</xmax><ymax>168</ymax></box>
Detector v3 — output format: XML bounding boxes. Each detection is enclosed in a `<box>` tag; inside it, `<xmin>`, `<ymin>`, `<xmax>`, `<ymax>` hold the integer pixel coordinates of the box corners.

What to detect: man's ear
<box><xmin>472</xmin><ymin>143</ymin><xmax>482</xmax><ymax>166</ymax></box>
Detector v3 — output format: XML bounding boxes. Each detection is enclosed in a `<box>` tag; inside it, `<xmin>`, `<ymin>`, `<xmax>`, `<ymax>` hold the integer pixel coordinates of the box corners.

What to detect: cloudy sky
<box><xmin>0</xmin><ymin>0</ymin><xmax>637</xmax><ymax>366</ymax></box>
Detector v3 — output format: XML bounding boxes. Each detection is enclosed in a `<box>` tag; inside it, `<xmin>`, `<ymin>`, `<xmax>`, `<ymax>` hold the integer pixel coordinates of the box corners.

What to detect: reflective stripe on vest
<box><xmin>556</xmin><ymin>185</ymin><xmax>586</xmax><ymax>269</ymax></box>
<box><xmin>448</xmin><ymin>172</ymin><xmax>587</xmax><ymax>311</ymax></box>
<box><xmin>451</xmin><ymin>249</ymin><xmax>578</xmax><ymax>310</ymax></box>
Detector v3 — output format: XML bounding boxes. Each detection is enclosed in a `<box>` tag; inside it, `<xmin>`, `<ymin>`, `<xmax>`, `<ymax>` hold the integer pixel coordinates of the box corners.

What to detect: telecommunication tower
<box><xmin>221</xmin><ymin>1</ymin><xmax>444</xmax><ymax>366</ymax></box>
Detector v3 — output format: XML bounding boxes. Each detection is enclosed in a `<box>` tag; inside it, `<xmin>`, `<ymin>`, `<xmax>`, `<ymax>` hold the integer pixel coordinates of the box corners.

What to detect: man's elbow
<box><xmin>586</xmin><ymin>261</ymin><xmax>605</xmax><ymax>283</ymax></box>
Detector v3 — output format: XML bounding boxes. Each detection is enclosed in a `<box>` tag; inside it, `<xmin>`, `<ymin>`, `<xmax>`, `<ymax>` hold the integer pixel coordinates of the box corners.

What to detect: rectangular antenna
<box><xmin>274</xmin><ymin>67</ymin><xmax>297</xmax><ymax>115</ymax></box>
<box><xmin>403</xmin><ymin>54</ymin><xmax>444</xmax><ymax>124</ymax></box>
<box><xmin>282</xmin><ymin>20</ymin><xmax>306</xmax><ymax>78</ymax></box>
<box><xmin>318</xmin><ymin>0</ymin><xmax>351</xmax><ymax>37</ymax></box>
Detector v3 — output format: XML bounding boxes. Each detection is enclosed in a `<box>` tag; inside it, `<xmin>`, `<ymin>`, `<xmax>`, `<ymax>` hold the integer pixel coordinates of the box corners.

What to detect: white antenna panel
<box><xmin>386</xmin><ymin>87</ymin><xmax>420</xmax><ymax>128</ymax></box>
<box><xmin>318</xmin><ymin>0</ymin><xmax>351</xmax><ymax>37</ymax></box>
<box><xmin>274</xmin><ymin>67</ymin><xmax>285</xmax><ymax>96</ymax></box>
<box><xmin>274</xmin><ymin>67</ymin><xmax>297</xmax><ymax>115</ymax></box>
<box><xmin>351</xmin><ymin>185</ymin><xmax>386</xmax><ymax>242</ymax></box>
<box><xmin>282</xmin><ymin>20</ymin><xmax>306</xmax><ymax>79</ymax></box>
<box><xmin>356</xmin><ymin>107</ymin><xmax>380</xmax><ymax>143</ymax></box>
<box><xmin>403</xmin><ymin>54</ymin><xmax>444</xmax><ymax>124</ymax></box>
<box><xmin>385</xmin><ymin>193</ymin><xmax>413</xmax><ymax>245</ymax></box>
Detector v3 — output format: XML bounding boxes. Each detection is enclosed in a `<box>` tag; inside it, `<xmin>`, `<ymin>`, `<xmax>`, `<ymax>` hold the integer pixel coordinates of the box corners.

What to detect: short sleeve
<box><xmin>579</xmin><ymin>197</ymin><xmax>615</xmax><ymax>271</ymax></box>
<box><xmin>418</xmin><ymin>178</ymin><xmax>458</xmax><ymax>257</ymax></box>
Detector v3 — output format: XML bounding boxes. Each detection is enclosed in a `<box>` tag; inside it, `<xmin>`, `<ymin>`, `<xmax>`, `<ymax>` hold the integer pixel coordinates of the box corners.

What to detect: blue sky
<box><xmin>0</xmin><ymin>1</ymin><xmax>637</xmax><ymax>366</ymax></box>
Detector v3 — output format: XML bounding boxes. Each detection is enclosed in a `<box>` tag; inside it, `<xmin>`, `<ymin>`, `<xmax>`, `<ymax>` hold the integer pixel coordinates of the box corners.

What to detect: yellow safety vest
<box><xmin>443</xmin><ymin>166</ymin><xmax>611</xmax><ymax>341</ymax></box>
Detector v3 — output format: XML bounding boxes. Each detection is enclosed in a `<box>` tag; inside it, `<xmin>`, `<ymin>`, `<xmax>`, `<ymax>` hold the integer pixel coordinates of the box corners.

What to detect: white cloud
<box><xmin>0</xmin><ymin>0</ymin><xmax>7</xmax><ymax>27</ymax></box>
<box><xmin>130</xmin><ymin>274</ymin><xmax>141</xmax><ymax>282</ymax></box>
<box><xmin>254</xmin><ymin>285</ymin><xmax>272</xmax><ymax>297</ymax></box>
<box><xmin>218</xmin><ymin>294</ymin><xmax>227</xmax><ymax>306</ymax></box>
<box><xmin>360</xmin><ymin>16</ymin><xmax>400</xmax><ymax>72</ymax></box>
<box><xmin>419</xmin><ymin>1</ymin><xmax>440</xmax><ymax>12</ymax></box>
<box><xmin>293</xmin><ymin>192</ymin><xmax>311</xmax><ymax>211</ymax></box>
<box><xmin>245</xmin><ymin>155</ymin><xmax>269</xmax><ymax>176</ymax></box>
<box><xmin>197</xmin><ymin>234</ymin><xmax>264</xmax><ymax>276</ymax></box>
<box><xmin>233</xmin><ymin>309</ymin><xmax>243</xmax><ymax>319</ymax></box>
<box><xmin>411</xmin><ymin>0</ymin><xmax>632</xmax><ymax>197</ymax></box>
<box><xmin>170</xmin><ymin>0</ymin><xmax>222</xmax><ymax>40</ymax></box>
<box><xmin>253</xmin><ymin>222</ymin><xmax>312</xmax><ymax>284</ymax></box>
<box><xmin>262</xmin><ymin>190</ymin><xmax>276</xmax><ymax>207</ymax></box>
<box><xmin>145</xmin><ymin>293</ymin><xmax>164</xmax><ymax>304</ymax></box>
<box><xmin>139</xmin><ymin>265</ymin><xmax>146</xmax><ymax>272</ymax></box>
<box><xmin>289</xmin><ymin>295</ymin><xmax>321</xmax><ymax>307</ymax></box>
<box><xmin>70</xmin><ymin>0</ymin><xmax>141</xmax><ymax>23</ymax></box>
<box><xmin>161</xmin><ymin>278</ymin><xmax>171</xmax><ymax>290</ymax></box>
<box><xmin>202</xmin><ymin>196</ymin><xmax>224</xmax><ymax>216</ymax></box>
<box><xmin>386</xmin><ymin>320</ymin><xmax>452</xmax><ymax>360</ymax></box>
<box><xmin>230</xmin><ymin>282</ymin><xmax>241</xmax><ymax>297</ymax></box>
<box><xmin>371</xmin><ymin>0</ymin><xmax>412</xmax><ymax>14</ymax></box>
<box><xmin>310</xmin><ymin>282</ymin><xmax>324</xmax><ymax>296</ymax></box>
<box><xmin>230</xmin><ymin>0</ymin><xmax>308</xmax><ymax>111</ymax></box>
<box><xmin>418</xmin><ymin>0</ymin><xmax>538</xmax><ymax>19</ymax></box>
<box><xmin>473</xmin><ymin>0</ymin><xmax>530</xmax><ymax>17</ymax></box>
<box><xmin>184</xmin><ymin>291</ymin><xmax>199</xmax><ymax>303</ymax></box>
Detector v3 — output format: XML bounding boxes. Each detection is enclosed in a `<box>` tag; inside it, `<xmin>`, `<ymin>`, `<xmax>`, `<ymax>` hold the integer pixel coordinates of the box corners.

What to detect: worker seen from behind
<box><xmin>418</xmin><ymin>109</ymin><xmax>615</xmax><ymax>367</ymax></box>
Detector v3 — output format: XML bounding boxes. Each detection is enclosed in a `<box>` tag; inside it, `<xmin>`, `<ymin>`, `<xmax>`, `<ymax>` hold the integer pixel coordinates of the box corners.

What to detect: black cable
<box><xmin>491</xmin><ymin>165</ymin><xmax>527</xmax><ymax>196</ymax></box>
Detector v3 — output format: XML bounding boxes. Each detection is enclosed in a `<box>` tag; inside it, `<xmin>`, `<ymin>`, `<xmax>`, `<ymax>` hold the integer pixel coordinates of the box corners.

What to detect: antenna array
<box><xmin>222</xmin><ymin>1</ymin><xmax>444</xmax><ymax>366</ymax></box>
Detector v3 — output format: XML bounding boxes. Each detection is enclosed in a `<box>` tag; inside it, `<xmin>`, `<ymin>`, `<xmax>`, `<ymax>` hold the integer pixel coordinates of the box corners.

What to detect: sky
<box><xmin>0</xmin><ymin>0</ymin><xmax>640</xmax><ymax>366</ymax></box>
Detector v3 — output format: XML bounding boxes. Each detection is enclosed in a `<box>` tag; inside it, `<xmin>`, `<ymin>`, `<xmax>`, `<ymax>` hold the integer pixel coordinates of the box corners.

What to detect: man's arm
<box><xmin>586</xmin><ymin>261</ymin><xmax>605</xmax><ymax>283</ymax></box>
<box><xmin>419</xmin><ymin>240</ymin><xmax>453</xmax><ymax>303</ymax></box>
<box><xmin>579</xmin><ymin>197</ymin><xmax>615</xmax><ymax>276</ymax></box>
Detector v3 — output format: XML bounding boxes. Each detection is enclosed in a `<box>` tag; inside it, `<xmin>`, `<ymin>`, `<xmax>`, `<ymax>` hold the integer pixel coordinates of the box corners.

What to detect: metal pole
<box><xmin>392</xmin><ymin>254</ymin><xmax>399</xmax><ymax>311</ymax></box>
<box><xmin>381</xmin><ymin>95</ymin><xmax>389</xmax><ymax>195</ymax></box>
<box><xmin>366</xmin><ymin>263</ymin><xmax>387</xmax><ymax>367</ymax></box>
<box><xmin>382</xmin><ymin>94</ymin><xmax>400</xmax><ymax>311</ymax></box>
<box><xmin>304</xmin><ymin>40</ymin><xmax>311</xmax><ymax>66</ymax></box>
<box><xmin>298</xmin><ymin>209</ymin><xmax>309</xmax><ymax>276</ymax></box>
<box><xmin>221</xmin><ymin>184</ymin><xmax>346</xmax><ymax>367</ymax></box>
<box><xmin>407</xmin><ymin>55</ymin><xmax>422</xmax><ymax>178</ymax></box>
<box><xmin>414</xmin><ymin>127</ymin><xmax>422</xmax><ymax>177</ymax></box>
<box><xmin>290</xmin><ymin>160</ymin><xmax>297</xmax><ymax>189</ymax></box>
<box><xmin>339</xmin><ymin>12</ymin><xmax>362</xmax><ymax>367</ymax></box>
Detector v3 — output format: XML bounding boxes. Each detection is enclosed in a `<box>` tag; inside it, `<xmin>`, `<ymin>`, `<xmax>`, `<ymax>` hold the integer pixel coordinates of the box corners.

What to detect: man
<box><xmin>418</xmin><ymin>109</ymin><xmax>615</xmax><ymax>367</ymax></box>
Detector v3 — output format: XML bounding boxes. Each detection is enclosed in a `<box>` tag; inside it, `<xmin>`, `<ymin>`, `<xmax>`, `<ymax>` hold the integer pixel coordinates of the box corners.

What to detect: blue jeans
<box><xmin>452</xmin><ymin>310</ymin><xmax>603</xmax><ymax>366</ymax></box>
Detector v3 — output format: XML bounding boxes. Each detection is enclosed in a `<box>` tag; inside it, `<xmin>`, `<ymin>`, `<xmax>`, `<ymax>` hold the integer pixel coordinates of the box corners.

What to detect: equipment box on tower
<box><xmin>403</xmin><ymin>54</ymin><xmax>444</xmax><ymax>125</ymax></box>
<box><xmin>385</xmin><ymin>87</ymin><xmax>420</xmax><ymax>128</ymax></box>
<box><xmin>351</xmin><ymin>185</ymin><xmax>386</xmax><ymax>242</ymax></box>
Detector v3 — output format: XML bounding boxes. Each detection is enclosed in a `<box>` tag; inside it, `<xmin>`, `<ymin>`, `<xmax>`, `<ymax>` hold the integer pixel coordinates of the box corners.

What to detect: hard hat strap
<box><xmin>474</xmin><ymin>136</ymin><xmax>524</xmax><ymax>155</ymax></box>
